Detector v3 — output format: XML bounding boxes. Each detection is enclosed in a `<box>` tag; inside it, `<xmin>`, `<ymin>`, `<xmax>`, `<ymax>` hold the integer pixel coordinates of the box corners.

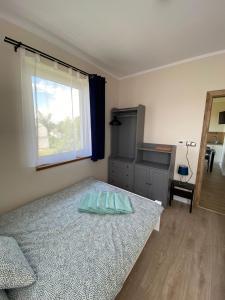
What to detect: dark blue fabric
<box><xmin>89</xmin><ymin>75</ymin><xmax>105</xmax><ymax>161</ymax></box>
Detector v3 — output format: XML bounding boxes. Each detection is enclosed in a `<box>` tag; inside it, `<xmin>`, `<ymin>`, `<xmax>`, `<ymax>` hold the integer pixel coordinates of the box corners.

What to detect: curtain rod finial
<box><xmin>14</xmin><ymin>42</ymin><xmax>22</xmax><ymax>52</ymax></box>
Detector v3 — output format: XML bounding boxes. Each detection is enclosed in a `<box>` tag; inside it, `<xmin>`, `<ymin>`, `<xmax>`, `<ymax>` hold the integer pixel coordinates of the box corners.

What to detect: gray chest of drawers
<box><xmin>109</xmin><ymin>158</ymin><xmax>134</xmax><ymax>191</ymax></box>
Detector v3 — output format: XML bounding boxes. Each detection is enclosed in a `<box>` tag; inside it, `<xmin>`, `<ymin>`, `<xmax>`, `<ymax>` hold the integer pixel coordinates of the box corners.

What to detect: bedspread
<box><xmin>0</xmin><ymin>178</ymin><xmax>163</xmax><ymax>300</ymax></box>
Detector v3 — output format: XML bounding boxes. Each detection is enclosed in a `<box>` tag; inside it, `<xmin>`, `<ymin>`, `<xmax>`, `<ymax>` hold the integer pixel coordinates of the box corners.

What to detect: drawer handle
<box><xmin>146</xmin><ymin>182</ymin><xmax>152</xmax><ymax>185</ymax></box>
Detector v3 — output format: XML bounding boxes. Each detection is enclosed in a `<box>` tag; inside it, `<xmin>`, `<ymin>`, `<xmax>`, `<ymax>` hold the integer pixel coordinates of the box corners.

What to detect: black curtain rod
<box><xmin>4</xmin><ymin>36</ymin><xmax>90</xmax><ymax>77</ymax></box>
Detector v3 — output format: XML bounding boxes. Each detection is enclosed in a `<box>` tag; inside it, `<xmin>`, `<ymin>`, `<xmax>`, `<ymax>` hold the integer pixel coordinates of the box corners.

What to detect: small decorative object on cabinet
<box><xmin>108</xmin><ymin>105</ymin><xmax>177</xmax><ymax>208</ymax></box>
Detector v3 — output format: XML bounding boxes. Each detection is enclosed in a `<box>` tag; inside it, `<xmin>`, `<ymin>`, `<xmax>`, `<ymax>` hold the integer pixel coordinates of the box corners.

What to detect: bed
<box><xmin>0</xmin><ymin>178</ymin><xmax>163</xmax><ymax>300</ymax></box>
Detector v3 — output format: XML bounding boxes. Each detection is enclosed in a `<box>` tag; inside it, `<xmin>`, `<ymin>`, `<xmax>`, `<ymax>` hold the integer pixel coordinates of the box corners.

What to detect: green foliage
<box><xmin>38</xmin><ymin>111</ymin><xmax>81</xmax><ymax>156</ymax></box>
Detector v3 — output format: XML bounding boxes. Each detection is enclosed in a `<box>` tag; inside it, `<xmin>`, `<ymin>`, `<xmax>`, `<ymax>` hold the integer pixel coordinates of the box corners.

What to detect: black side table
<box><xmin>170</xmin><ymin>180</ymin><xmax>195</xmax><ymax>213</ymax></box>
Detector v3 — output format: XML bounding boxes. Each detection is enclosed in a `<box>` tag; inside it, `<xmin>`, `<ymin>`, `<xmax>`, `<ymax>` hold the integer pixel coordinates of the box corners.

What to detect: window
<box><xmin>20</xmin><ymin>49</ymin><xmax>92</xmax><ymax>168</ymax></box>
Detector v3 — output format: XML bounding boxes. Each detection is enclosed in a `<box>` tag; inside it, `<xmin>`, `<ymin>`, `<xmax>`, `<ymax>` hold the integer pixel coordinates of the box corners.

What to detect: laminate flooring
<box><xmin>116</xmin><ymin>201</ymin><xmax>225</xmax><ymax>300</ymax></box>
<box><xmin>200</xmin><ymin>163</ymin><xmax>225</xmax><ymax>215</ymax></box>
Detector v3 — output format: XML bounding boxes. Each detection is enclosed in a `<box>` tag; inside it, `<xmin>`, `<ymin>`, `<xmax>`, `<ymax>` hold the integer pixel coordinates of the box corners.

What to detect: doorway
<box><xmin>195</xmin><ymin>90</ymin><xmax>225</xmax><ymax>215</ymax></box>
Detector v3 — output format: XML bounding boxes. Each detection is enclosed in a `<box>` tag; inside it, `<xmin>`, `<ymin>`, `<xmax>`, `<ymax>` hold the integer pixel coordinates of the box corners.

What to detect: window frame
<box><xmin>33</xmin><ymin>75</ymin><xmax>91</xmax><ymax>166</ymax></box>
<box><xmin>32</xmin><ymin>71</ymin><xmax>92</xmax><ymax>169</ymax></box>
<box><xmin>36</xmin><ymin>155</ymin><xmax>91</xmax><ymax>171</ymax></box>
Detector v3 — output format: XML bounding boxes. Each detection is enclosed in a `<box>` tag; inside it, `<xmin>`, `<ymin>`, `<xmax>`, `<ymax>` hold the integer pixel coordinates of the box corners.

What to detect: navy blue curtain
<box><xmin>89</xmin><ymin>74</ymin><xmax>106</xmax><ymax>161</ymax></box>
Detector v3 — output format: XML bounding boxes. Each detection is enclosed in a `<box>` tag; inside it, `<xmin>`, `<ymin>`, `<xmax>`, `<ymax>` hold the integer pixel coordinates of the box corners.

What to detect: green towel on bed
<box><xmin>79</xmin><ymin>192</ymin><xmax>134</xmax><ymax>214</ymax></box>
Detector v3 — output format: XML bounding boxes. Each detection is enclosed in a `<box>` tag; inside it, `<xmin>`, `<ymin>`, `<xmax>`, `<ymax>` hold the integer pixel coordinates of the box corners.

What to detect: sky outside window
<box><xmin>32</xmin><ymin>76</ymin><xmax>81</xmax><ymax>157</ymax></box>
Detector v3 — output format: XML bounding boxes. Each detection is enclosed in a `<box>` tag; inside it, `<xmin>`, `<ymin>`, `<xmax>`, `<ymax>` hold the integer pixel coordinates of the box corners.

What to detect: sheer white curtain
<box><xmin>20</xmin><ymin>49</ymin><xmax>92</xmax><ymax>166</ymax></box>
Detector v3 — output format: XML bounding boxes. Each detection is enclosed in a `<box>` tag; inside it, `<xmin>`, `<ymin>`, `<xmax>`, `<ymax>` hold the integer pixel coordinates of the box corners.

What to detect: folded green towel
<box><xmin>79</xmin><ymin>192</ymin><xmax>134</xmax><ymax>215</ymax></box>
<box><xmin>114</xmin><ymin>193</ymin><xmax>134</xmax><ymax>213</ymax></box>
<box><xmin>105</xmin><ymin>192</ymin><xmax>116</xmax><ymax>213</ymax></box>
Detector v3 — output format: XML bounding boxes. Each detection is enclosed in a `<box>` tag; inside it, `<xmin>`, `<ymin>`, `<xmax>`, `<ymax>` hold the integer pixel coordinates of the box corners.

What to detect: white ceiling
<box><xmin>1</xmin><ymin>0</ymin><xmax>225</xmax><ymax>78</ymax></box>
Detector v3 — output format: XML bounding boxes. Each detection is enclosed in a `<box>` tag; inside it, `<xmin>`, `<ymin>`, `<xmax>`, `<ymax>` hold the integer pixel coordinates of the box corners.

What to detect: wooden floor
<box><xmin>116</xmin><ymin>201</ymin><xmax>225</xmax><ymax>300</ymax></box>
<box><xmin>200</xmin><ymin>163</ymin><xmax>225</xmax><ymax>215</ymax></box>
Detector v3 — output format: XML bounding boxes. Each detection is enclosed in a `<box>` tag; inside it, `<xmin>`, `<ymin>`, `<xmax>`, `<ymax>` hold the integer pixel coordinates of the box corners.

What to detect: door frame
<box><xmin>195</xmin><ymin>89</ymin><xmax>225</xmax><ymax>206</ymax></box>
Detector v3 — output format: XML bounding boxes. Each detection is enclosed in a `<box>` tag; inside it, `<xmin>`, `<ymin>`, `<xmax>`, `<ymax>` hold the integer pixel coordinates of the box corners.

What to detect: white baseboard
<box><xmin>173</xmin><ymin>195</ymin><xmax>189</xmax><ymax>204</ymax></box>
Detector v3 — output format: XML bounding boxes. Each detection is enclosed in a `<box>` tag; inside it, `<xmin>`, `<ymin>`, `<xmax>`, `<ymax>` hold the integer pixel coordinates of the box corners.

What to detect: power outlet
<box><xmin>177</xmin><ymin>140</ymin><xmax>197</xmax><ymax>147</ymax></box>
<box><xmin>186</xmin><ymin>141</ymin><xmax>197</xmax><ymax>147</ymax></box>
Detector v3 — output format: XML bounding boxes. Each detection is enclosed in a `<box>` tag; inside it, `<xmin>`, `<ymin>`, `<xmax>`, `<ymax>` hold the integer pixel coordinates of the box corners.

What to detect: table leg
<box><xmin>210</xmin><ymin>151</ymin><xmax>215</xmax><ymax>173</ymax></box>
<box><xmin>169</xmin><ymin>186</ymin><xmax>173</xmax><ymax>206</ymax></box>
<box><xmin>189</xmin><ymin>193</ymin><xmax>193</xmax><ymax>213</ymax></box>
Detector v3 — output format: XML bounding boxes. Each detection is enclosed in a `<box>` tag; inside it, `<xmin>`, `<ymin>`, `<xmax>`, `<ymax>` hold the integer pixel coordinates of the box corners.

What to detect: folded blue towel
<box><xmin>79</xmin><ymin>192</ymin><xmax>134</xmax><ymax>215</ymax></box>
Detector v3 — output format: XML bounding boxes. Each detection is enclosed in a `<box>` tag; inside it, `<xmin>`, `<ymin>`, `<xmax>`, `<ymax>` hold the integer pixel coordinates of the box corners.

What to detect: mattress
<box><xmin>0</xmin><ymin>178</ymin><xmax>163</xmax><ymax>300</ymax></box>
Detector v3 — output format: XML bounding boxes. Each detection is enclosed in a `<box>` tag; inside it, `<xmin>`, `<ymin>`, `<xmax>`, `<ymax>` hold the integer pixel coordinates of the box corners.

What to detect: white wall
<box><xmin>0</xmin><ymin>19</ymin><xmax>119</xmax><ymax>214</ymax></box>
<box><xmin>2</xmin><ymin>18</ymin><xmax>225</xmax><ymax>214</ymax></box>
<box><xmin>118</xmin><ymin>54</ymin><xmax>225</xmax><ymax>183</ymax></box>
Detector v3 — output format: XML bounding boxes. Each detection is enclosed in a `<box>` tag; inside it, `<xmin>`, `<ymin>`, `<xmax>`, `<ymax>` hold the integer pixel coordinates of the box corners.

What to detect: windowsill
<box><xmin>36</xmin><ymin>156</ymin><xmax>91</xmax><ymax>171</ymax></box>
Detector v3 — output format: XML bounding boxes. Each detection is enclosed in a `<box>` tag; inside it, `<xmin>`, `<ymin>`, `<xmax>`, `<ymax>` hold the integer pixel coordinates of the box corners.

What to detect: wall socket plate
<box><xmin>186</xmin><ymin>141</ymin><xmax>197</xmax><ymax>147</ymax></box>
<box><xmin>177</xmin><ymin>140</ymin><xmax>196</xmax><ymax>147</ymax></box>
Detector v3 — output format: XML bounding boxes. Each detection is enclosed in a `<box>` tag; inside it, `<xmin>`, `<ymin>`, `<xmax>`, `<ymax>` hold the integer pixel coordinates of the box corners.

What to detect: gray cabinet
<box><xmin>150</xmin><ymin>168</ymin><xmax>168</xmax><ymax>207</ymax></box>
<box><xmin>134</xmin><ymin>144</ymin><xmax>176</xmax><ymax>207</ymax></box>
<box><xmin>108</xmin><ymin>105</ymin><xmax>176</xmax><ymax>207</ymax></box>
<box><xmin>134</xmin><ymin>164</ymin><xmax>149</xmax><ymax>197</ymax></box>
<box><xmin>134</xmin><ymin>164</ymin><xmax>169</xmax><ymax>206</ymax></box>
